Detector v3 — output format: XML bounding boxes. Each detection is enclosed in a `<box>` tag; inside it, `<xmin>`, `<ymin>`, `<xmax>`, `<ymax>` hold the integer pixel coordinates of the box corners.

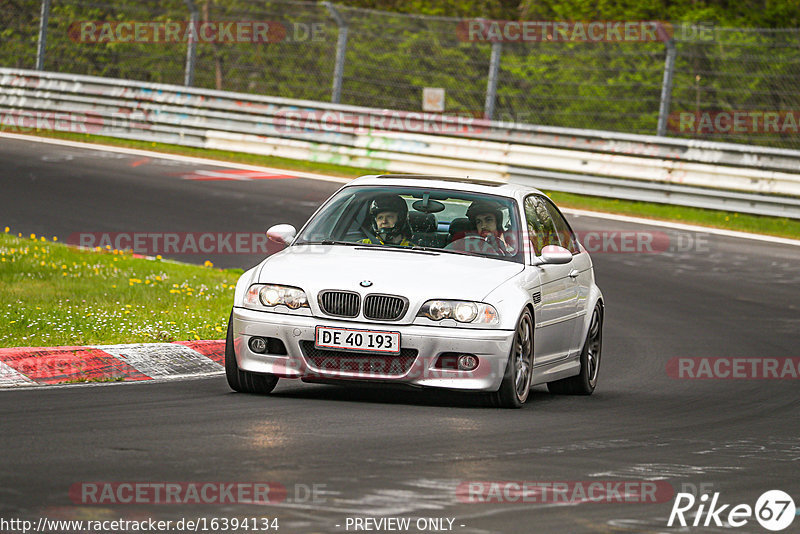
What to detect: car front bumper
<box><xmin>232</xmin><ymin>307</ymin><xmax>514</xmax><ymax>391</ymax></box>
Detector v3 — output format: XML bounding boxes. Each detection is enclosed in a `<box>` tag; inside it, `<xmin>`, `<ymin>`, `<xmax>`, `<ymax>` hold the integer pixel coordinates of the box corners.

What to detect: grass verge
<box><xmin>4</xmin><ymin>129</ymin><xmax>799</xmax><ymax>240</ymax></box>
<box><xmin>0</xmin><ymin>230</ymin><xmax>241</xmax><ymax>348</ymax></box>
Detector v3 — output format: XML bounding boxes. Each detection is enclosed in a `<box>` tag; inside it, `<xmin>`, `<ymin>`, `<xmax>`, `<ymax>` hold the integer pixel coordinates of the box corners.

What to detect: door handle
<box><xmin>568</xmin><ymin>269</ymin><xmax>580</xmax><ymax>278</ymax></box>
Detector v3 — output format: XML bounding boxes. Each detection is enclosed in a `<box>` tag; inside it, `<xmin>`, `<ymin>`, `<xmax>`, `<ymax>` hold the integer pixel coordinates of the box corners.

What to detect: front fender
<box><xmin>482</xmin><ymin>274</ymin><xmax>537</xmax><ymax>331</ymax></box>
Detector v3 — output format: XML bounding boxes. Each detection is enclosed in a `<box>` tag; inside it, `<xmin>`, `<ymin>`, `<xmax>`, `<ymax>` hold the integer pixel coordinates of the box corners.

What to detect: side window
<box><xmin>524</xmin><ymin>195</ymin><xmax>560</xmax><ymax>256</ymax></box>
<box><xmin>541</xmin><ymin>197</ymin><xmax>580</xmax><ymax>254</ymax></box>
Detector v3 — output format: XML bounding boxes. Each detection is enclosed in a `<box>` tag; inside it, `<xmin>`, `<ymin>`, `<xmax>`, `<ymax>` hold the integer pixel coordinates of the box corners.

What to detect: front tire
<box><xmin>225</xmin><ymin>311</ymin><xmax>279</xmax><ymax>395</ymax></box>
<box><xmin>547</xmin><ymin>302</ymin><xmax>603</xmax><ymax>395</ymax></box>
<box><xmin>489</xmin><ymin>309</ymin><xmax>534</xmax><ymax>408</ymax></box>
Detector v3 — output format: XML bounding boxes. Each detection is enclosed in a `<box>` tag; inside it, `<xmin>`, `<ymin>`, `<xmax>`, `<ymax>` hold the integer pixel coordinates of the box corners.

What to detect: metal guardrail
<box><xmin>1</xmin><ymin>68</ymin><xmax>800</xmax><ymax>219</ymax></box>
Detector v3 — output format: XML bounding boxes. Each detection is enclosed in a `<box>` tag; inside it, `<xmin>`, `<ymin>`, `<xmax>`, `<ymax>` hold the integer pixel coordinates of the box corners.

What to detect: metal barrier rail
<box><xmin>2</xmin><ymin>68</ymin><xmax>799</xmax><ymax>219</ymax></box>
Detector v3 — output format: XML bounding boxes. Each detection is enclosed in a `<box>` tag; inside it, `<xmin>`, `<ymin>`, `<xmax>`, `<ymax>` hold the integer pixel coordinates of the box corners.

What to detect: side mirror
<box><xmin>534</xmin><ymin>244</ymin><xmax>573</xmax><ymax>265</ymax></box>
<box><xmin>266</xmin><ymin>224</ymin><xmax>296</xmax><ymax>246</ymax></box>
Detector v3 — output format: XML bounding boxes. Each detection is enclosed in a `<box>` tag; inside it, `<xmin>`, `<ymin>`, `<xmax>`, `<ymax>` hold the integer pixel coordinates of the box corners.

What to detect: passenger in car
<box><xmin>466</xmin><ymin>200</ymin><xmax>515</xmax><ymax>254</ymax></box>
<box><xmin>359</xmin><ymin>194</ymin><xmax>413</xmax><ymax>246</ymax></box>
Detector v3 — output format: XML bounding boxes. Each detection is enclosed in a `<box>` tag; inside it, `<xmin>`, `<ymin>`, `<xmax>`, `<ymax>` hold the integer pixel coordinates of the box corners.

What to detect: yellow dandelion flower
<box><xmin>204</xmin><ymin>260</ymin><xmax>213</xmax><ymax>268</ymax></box>
<box><xmin>30</xmin><ymin>233</ymin><xmax>36</xmax><ymax>240</ymax></box>
<box><xmin>3</xmin><ymin>226</ymin><xmax>8</xmax><ymax>233</ymax></box>
<box><xmin>53</xmin><ymin>236</ymin><xmax>57</xmax><ymax>241</ymax></box>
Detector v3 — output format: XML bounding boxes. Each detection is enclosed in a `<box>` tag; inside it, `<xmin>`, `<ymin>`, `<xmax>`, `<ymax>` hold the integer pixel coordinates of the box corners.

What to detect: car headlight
<box><xmin>245</xmin><ymin>284</ymin><xmax>309</xmax><ymax>310</ymax></box>
<box><xmin>418</xmin><ymin>300</ymin><xmax>498</xmax><ymax>324</ymax></box>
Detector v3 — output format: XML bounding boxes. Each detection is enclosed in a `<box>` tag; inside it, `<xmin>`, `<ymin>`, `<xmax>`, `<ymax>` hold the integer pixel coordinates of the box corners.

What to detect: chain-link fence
<box><xmin>3</xmin><ymin>0</ymin><xmax>800</xmax><ymax>149</ymax></box>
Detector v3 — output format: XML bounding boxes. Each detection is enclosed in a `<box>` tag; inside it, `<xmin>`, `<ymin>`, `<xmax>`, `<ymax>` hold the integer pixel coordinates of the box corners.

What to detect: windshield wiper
<box><xmin>295</xmin><ymin>240</ymin><xmax>364</xmax><ymax>246</ymax></box>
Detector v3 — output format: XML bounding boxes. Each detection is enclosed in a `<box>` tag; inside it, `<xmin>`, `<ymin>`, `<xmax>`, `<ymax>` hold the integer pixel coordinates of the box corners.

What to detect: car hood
<box><xmin>257</xmin><ymin>244</ymin><xmax>523</xmax><ymax>302</ymax></box>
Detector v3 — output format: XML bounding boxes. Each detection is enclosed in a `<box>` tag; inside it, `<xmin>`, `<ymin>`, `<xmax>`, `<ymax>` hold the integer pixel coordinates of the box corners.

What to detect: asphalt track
<box><xmin>1</xmin><ymin>137</ymin><xmax>799</xmax><ymax>533</ymax></box>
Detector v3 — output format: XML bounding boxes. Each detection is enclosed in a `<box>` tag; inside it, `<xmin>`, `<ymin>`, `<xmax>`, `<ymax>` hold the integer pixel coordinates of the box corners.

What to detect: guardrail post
<box><xmin>324</xmin><ymin>2</ymin><xmax>348</xmax><ymax>104</ymax></box>
<box><xmin>184</xmin><ymin>0</ymin><xmax>199</xmax><ymax>87</ymax></box>
<box><xmin>484</xmin><ymin>41</ymin><xmax>502</xmax><ymax>120</ymax></box>
<box><xmin>35</xmin><ymin>0</ymin><xmax>51</xmax><ymax>70</ymax></box>
<box><xmin>656</xmin><ymin>38</ymin><xmax>677</xmax><ymax>137</ymax></box>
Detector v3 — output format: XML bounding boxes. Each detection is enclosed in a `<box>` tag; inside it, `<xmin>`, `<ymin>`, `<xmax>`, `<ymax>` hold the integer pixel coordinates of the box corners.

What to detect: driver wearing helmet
<box><xmin>360</xmin><ymin>194</ymin><xmax>413</xmax><ymax>246</ymax></box>
<box><xmin>465</xmin><ymin>199</ymin><xmax>513</xmax><ymax>254</ymax></box>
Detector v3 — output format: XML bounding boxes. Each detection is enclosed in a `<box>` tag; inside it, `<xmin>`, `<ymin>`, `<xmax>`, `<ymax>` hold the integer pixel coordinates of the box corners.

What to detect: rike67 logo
<box><xmin>668</xmin><ymin>490</ymin><xmax>795</xmax><ymax>531</ymax></box>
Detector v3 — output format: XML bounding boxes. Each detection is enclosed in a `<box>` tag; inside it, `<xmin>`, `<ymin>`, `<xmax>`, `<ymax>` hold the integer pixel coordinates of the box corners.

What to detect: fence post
<box><xmin>484</xmin><ymin>41</ymin><xmax>502</xmax><ymax>120</ymax></box>
<box><xmin>656</xmin><ymin>38</ymin><xmax>677</xmax><ymax>136</ymax></box>
<box><xmin>36</xmin><ymin>0</ymin><xmax>51</xmax><ymax>70</ymax></box>
<box><xmin>324</xmin><ymin>2</ymin><xmax>348</xmax><ymax>104</ymax></box>
<box><xmin>184</xmin><ymin>0</ymin><xmax>199</xmax><ymax>87</ymax></box>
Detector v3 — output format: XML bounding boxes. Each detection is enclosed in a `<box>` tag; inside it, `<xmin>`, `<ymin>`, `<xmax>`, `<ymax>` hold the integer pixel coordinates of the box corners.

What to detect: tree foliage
<box><xmin>1</xmin><ymin>0</ymin><xmax>798</xmax><ymax>147</ymax></box>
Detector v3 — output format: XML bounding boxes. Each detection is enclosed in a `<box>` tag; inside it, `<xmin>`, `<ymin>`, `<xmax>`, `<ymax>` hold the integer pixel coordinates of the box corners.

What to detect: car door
<box><xmin>540</xmin><ymin>196</ymin><xmax>591</xmax><ymax>355</ymax></box>
<box><xmin>523</xmin><ymin>195</ymin><xmax>580</xmax><ymax>365</ymax></box>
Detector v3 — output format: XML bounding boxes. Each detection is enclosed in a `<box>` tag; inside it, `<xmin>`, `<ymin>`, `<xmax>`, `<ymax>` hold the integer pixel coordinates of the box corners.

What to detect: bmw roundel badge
<box><xmin>360</xmin><ymin>280</ymin><xmax>373</xmax><ymax>287</ymax></box>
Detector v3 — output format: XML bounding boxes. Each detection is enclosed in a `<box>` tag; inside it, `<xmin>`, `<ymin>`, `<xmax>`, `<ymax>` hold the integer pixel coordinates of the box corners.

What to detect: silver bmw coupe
<box><xmin>226</xmin><ymin>174</ymin><xmax>604</xmax><ymax>407</ymax></box>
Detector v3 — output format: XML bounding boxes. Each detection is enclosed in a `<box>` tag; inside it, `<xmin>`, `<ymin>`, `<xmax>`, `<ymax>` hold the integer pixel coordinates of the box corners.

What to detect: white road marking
<box><xmin>0</xmin><ymin>361</ymin><xmax>37</xmax><ymax>387</ymax></box>
<box><xmin>563</xmin><ymin>207</ymin><xmax>800</xmax><ymax>247</ymax></box>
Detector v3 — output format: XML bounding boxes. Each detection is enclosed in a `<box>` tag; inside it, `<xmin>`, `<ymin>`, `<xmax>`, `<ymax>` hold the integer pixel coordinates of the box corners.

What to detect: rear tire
<box><xmin>225</xmin><ymin>311</ymin><xmax>279</xmax><ymax>395</ymax></box>
<box><xmin>488</xmin><ymin>309</ymin><xmax>534</xmax><ymax>408</ymax></box>
<box><xmin>547</xmin><ymin>302</ymin><xmax>603</xmax><ymax>395</ymax></box>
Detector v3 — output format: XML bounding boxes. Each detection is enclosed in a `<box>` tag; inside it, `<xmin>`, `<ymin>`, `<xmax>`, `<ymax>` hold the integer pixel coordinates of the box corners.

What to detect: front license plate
<box><xmin>315</xmin><ymin>326</ymin><xmax>401</xmax><ymax>355</ymax></box>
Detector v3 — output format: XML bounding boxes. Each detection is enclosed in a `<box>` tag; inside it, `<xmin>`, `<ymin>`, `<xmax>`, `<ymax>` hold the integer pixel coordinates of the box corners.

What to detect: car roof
<box><xmin>347</xmin><ymin>174</ymin><xmax>545</xmax><ymax>198</ymax></box>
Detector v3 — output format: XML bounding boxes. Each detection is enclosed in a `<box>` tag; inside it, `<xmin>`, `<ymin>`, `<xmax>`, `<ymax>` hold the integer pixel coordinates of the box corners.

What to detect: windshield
<box><xmin>295</xmin><ymin>185</ymin><xmax>523</xmax><ymax>263</ymax></box>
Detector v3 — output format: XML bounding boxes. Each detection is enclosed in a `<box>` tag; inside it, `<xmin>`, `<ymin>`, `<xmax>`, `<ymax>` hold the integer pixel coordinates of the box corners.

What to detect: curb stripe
<box><xmin>91</xmin><ymin>343</ymin><xmax>223</xmax><ymax>379</ymax></box>
<box><xmin>0</xmin><ymin>346</ymin><xmax>150</xmax><ymax>385</ymax></box>
<box><xmin>0</xmin><ymin>360</ymin><xmax>37</xmax><ymax>387</ymax></box>
<box><xmin>174</xmin><ymin>340</ymin><xmax>226</xmax><ymax>367</ymax></box>
<box><xmin>0</xmin><ymin>341</ymin><xmax>225</xmax><ymax>388</ymax></box>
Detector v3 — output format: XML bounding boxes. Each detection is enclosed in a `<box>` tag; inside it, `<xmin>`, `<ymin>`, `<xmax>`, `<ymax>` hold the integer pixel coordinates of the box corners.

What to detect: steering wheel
<box><xmin>445</xmin><ymin>235</ymin><xmax>504</xmax><ymax>255</ymax></box>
